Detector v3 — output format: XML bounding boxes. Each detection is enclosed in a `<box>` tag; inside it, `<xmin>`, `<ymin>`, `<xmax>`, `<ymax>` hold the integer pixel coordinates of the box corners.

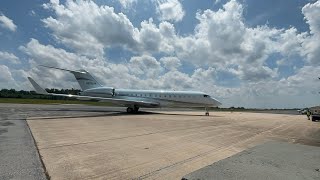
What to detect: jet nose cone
<box><xmin>211</xmin><ymin>98</ymin><xmax>222</xmax><ymax>106</ymax></box>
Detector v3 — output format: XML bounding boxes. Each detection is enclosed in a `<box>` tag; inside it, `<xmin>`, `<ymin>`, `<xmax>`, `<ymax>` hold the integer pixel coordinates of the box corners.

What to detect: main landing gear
<box><xmin>126</xmin><ymin>106</ymin><xmax>139</xmax><ymax>113</ymax></box>
<box><xmin>205</xmin><ymin>107</ymin><xmax>209</xmax><ymax>116</ymax></box>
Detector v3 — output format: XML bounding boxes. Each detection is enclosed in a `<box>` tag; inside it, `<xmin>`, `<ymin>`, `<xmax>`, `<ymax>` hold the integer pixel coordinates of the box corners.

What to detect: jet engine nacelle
<box><xmin>81</xmin><ymin>87</ymin><xmax>115</xmax><ymax>97</ymax></box>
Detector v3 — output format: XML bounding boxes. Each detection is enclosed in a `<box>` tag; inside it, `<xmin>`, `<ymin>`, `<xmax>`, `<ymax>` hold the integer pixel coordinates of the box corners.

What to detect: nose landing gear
<box><xmin>205</xmin><ymin>107</ymin><xmax>209</xmax><ymax>116</ymax></box>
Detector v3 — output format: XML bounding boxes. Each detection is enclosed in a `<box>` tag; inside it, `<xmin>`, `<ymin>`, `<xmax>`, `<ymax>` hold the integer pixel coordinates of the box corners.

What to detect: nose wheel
<box><xmin>205</xmin><ymin>107</ymin><xmax>209</xmax><ymax>116</ymax></box>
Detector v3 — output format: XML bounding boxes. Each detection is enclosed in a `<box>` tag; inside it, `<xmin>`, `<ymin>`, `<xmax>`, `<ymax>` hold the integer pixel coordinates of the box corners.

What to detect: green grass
<box><xmin>0</xmin><ymin>98</ymin><xmax>113</xmax><ymax>106</ymax></box>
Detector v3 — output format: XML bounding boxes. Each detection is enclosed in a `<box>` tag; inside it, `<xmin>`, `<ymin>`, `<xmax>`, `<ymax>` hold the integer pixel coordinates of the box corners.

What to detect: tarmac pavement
<box><xmin>27</xmin><ymin>109</ymin><xmax>320</xmax><ymax>179</ymax></box>
<box><xmin>182</xmin><ymin>141</ymin><xmax>320</xmax><ymax>180</ymax></box>
<box><xmin>1</xmin><ymin>103</ymin><xmax>319</xmax><ymax>180</ymax></box>
<box><xmin>0</xmin><ymin>103</ymin><xmax>123</xmax><ymax>180</ymax></box>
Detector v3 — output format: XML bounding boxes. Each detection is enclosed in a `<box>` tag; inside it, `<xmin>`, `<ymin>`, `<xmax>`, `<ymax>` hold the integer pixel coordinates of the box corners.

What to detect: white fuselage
<box><xmin>81</xmin><ymin>87</ymin><xmax>221</xmax><ymax>108</ymax></box>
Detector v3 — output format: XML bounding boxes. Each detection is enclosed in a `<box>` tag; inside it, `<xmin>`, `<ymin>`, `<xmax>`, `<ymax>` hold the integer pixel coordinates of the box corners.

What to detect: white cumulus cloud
<box><xmin>42</xmin><ymin>0</ymin><xmax>139</xmax><ymax>57</ymax></box>
<box><xmin>0</xmin><ymin>51</ymin><xmax>20</xmax><ymax>64</ymax></box>
<box><xmin>301</xmin><ymin>0</ymin><xmax>320</xmax><ymax>65</ymax></box>
<box><xmin>10</xmin><ymin>0</ymin><xmax>320</xmax><ymax>108</ymax></box>
<box><xmin>0</xmin><ymin>14</ymin><xmax>17</xmax><ymax>32</ymax></box>
<box><xmin>160</xmin><ymin>56</ymin><xmax>181</xmax><ymax>70</ymax></box>
<box><xmin>0</xmin><ymin>65</ymin><xmax>18</xmax><ymax>89</ymax></box>
<box><xmin>156</xmin><ymin>0</ymin><xmax>185</xmax><ymax>22</ymax></box>
<box><xmin>118</xmin><ymin>0</ymin><xmax>137</xmax><ymax>9</ymax></box>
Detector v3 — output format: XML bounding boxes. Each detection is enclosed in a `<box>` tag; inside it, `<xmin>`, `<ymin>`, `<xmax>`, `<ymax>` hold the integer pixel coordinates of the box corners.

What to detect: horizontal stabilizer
<box><xmin>39</xmin><ymin>65</ymin><xmax>86</xmax><ymax>74</ymax></box>
<box><xmin>28</xmin><ymin>77</ymin><xmax>48</xmax><ymax>95</ymax></box>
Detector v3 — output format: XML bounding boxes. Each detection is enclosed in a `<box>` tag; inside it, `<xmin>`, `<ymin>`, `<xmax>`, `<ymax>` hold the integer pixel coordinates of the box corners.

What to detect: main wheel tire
<box><xmin>205</xmin><ymin>112</ymin><xmax>209</xmax><ymax>116</ymax></box>
<box><xmin>133</xmin><ymin>106</ymin><xmax>139</xmax><ymax>113</ymax></box>
<box><xmin>127</xmin><ymin>107</ymin><xmax>133</xmax><ymax>113</ymax></box>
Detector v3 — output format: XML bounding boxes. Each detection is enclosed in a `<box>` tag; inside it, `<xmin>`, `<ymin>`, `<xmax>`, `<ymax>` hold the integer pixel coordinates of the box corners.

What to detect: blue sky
<box><xmin>0</xmin><ymin>0</ymin><xmax>319</xmax><ymax>108</ymax></box>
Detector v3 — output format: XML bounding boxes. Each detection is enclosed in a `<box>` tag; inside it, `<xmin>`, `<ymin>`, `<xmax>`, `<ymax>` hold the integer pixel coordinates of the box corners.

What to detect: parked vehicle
<box><xmin>309</xmin><ymin>106</ymin><xmax>320</xmax><ymax>122</ymax></box>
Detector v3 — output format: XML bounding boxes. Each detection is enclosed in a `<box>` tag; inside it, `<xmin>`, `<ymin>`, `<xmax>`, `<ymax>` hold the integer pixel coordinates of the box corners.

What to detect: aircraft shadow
<box><xmin>51</xmin><ymin>108</ymin><xmax>222</xmax><ymax>117</ymax></box>
<box><xmin>28</xmin><ymin>109</ymin><xmax>222</xmax><ymax>120</ymax></box>
<box><xmin>154</xmin><ymin>112</ymin><xmax>222</xmax><ymax>117</ymax></box>
<box><xmin>27</xmin><ymin>111</ymin><xmax>159</xmax><ymax>120</ymax></box>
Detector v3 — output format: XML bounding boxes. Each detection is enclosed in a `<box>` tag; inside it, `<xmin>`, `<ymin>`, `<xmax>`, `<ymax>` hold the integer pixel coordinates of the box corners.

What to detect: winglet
<box><xmin>27</xmin><ymin>77</ymin><xmax>49</xmax><ymax>95</ymax></box>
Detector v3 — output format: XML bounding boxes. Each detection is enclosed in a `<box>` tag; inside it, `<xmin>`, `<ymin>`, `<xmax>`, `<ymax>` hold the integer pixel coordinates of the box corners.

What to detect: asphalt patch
<box><xmin>0</xmin><ymin>128</ymin><xmax>8</xmax><ymax>135</ymax></box>
<box><xmin>182</xmin><ymin>141</ymin><xmax>320</xmax><ymax>180</ymax></box>
<box><xmin>0</xmin><ymin>121</ymin><xmax>15</xmax><ymax>126</ymax></box>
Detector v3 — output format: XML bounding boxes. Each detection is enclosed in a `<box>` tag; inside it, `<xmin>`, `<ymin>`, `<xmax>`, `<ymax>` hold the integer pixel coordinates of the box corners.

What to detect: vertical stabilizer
<box><xmin>72</xmin><ymin>69</ymin><xmax>102</xmax><ymax>90</ymax></box>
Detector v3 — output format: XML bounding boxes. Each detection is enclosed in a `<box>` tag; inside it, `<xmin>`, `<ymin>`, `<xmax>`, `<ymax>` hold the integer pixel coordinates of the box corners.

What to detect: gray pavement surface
<box><xmin>0</xmin><ymin>103</ymin><xmax>125</xmax><ymax>180</ymax></box>
<box><xmin>0</xmin><ymin>103</ymin><xmax>311</xmax><ymax>180</ymax></box>
<box><xmin>182</xmin><ymin>141</ymin><xmax>320</xmax><ymax>180</ymax></box>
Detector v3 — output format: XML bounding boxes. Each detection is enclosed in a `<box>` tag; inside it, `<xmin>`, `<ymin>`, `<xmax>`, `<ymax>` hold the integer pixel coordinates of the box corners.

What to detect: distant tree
<box><xmin>0</xmin><ymin>88</ymin><xmax>81</xmax><ymax>99</ymax></box>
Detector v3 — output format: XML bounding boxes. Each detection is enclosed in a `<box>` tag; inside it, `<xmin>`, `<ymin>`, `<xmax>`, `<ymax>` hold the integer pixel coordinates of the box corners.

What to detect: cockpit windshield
<box><xmin>203</xmin><ymin>95</ymin><xmax>209</xmax><ymax>97</ymax></box>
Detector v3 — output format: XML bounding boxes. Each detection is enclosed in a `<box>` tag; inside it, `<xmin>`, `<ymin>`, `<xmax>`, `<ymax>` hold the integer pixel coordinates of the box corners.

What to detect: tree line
<box><xmin>0</xmin><ymin>88</ymin><xmax>81</xmax><ymax>100</ymax></box>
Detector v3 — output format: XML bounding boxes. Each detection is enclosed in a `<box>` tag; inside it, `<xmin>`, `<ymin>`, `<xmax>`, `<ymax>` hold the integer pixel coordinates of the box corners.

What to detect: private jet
<box><xmin>28</xmin><ymin>66</ymin><xmax>221</xmax><ymax>116</ymax></box>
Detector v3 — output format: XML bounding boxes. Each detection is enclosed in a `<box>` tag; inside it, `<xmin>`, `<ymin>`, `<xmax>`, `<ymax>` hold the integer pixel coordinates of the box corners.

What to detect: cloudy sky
<box><xmin>0</xmin><ymin>0</ymin><xmax>319</xmax><ymax>108</ymax></box>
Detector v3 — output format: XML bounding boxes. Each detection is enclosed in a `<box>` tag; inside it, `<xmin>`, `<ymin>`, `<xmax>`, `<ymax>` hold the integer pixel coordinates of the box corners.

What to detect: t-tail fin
<box><xmin>40</xmin><ymin>65</ymin><xmax>102</xmax><ymax>90</ymax></box>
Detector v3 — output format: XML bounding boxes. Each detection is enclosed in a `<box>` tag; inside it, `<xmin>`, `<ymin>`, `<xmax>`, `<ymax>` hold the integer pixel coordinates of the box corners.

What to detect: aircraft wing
<box><xmin>27</xmin><ymin>77</ymin><xmax>159</xmax><ymax>108</ymax></box>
